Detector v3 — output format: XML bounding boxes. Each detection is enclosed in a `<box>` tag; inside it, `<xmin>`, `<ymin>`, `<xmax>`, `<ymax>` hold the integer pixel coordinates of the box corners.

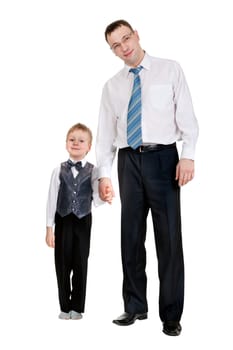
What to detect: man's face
<box><xmin>107</xmin><ymin>25</ymin><xmax>143</xmax><ymax>67</ymax></box>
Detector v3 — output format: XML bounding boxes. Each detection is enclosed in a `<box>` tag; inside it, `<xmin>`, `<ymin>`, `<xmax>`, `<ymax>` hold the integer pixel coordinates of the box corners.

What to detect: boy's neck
<box><xmin>69</xmin><ymin>155</ymin><xmax>86</xmax><ymax>162</ymax></box>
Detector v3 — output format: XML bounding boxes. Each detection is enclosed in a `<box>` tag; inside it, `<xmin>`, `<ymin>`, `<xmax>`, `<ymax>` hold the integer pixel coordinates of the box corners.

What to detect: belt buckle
<box><xmin>138</xmin><ymin>146</ymin><xmax>143</xmax><ymax>153</ymax></box>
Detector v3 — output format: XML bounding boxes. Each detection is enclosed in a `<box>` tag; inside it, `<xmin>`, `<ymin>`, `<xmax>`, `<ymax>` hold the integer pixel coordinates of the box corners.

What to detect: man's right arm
<box><xmin>96</xmin><ymin>84</ymin><xmax>117</xmax><ymax>201</ymax></box>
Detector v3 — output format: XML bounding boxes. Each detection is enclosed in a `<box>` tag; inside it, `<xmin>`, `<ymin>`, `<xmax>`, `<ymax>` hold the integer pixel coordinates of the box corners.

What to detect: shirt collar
<box><xmin>123</xmin><ymin>52</ymin><xmax>151</xmax><ymax>78</ymax></box>
<box><xmin>69</xmin><ymin>157</ymin><xmax>87</xmax><ymax>168</ymax></box>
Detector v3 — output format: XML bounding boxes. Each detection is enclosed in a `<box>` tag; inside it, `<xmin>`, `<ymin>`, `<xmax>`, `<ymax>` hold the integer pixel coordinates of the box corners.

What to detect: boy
<box><xmin>46</xmin><ymin>122</ymin><xmax>111</xmax><ymax>320</ymax></box>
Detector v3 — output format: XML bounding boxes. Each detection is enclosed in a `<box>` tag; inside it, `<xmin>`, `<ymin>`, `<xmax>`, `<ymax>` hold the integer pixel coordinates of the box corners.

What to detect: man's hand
<box><xmin>176</xmin><ymin>159</ymin><xmax>195</xmax><ymax>186</ymax></box>
<box><xmin>98</xmin><ymin>177</ymin><xmax>115</xmax><ymax>204</ymax></box>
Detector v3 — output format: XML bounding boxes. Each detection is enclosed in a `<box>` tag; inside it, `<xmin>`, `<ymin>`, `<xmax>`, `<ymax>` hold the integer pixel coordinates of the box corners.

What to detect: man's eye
<box><xmin>113</xmin><ymin>44</ymin><xmax>120</xmax><ymax>50</ymax></box>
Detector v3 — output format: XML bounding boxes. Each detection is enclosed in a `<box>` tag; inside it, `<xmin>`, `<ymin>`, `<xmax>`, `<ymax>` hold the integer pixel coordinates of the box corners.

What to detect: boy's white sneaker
<box><xmin>70</xmin><ymin>310</ymin><xmax>83</xmax><ymax>320</ymax></box>
<box><xmin>58</xmin><ymin>311</ymin><xmax>70</xmax><ymax>320</ymax></box>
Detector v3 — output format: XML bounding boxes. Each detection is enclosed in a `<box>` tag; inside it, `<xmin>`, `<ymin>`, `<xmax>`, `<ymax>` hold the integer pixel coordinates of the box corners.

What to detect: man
<box><xmin>96</xmin><ymin>19</ymin><xmax>198</xmax><ymax>336</ymax></box>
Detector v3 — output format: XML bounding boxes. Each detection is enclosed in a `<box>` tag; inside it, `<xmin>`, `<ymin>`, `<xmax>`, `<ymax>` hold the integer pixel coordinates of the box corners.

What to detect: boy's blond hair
<box><xmin>66</xmin><ymin>123</ymin><xmax>93</xmax><ymax>144</ymax></box>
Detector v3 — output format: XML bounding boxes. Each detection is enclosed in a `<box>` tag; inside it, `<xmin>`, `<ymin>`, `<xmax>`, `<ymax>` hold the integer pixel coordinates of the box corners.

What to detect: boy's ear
<box><xmin>87</xmin><ymin>143</ymin><xmax>92</xmax><ymax>153</ymax></box>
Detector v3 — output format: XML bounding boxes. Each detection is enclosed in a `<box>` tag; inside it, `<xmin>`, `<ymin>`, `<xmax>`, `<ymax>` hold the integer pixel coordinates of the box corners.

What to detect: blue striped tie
<box><xmin>127</xmin><ymin>66</ymin><xmax>143</xmax><ymax>149</ymax></box>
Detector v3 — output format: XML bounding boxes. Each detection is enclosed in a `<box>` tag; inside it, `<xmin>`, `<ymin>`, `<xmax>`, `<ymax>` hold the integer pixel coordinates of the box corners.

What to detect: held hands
<box><xmin>98</xmin><ymin>177</ymin><xmax>115</xmax><ymax>204</ymax></box>
<box><xmin>46</xmin><ymin>227</ymin><xmax>55</xmax><ymax>248</ymax></box>
<box><xmin>176</xmin><ymin>159</ymin><xmax>195</xmax><ymax>186</ymax></box>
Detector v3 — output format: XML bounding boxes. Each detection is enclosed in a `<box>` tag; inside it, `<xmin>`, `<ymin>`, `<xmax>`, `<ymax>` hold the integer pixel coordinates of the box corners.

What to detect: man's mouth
<box><xmin>124</xmin><ymin>49</ymin><xmax>133</xmax><ymax>57</ymax></box>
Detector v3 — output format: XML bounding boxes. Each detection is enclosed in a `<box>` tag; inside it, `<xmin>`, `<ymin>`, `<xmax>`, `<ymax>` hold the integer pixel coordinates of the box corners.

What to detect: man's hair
<box><xmin>105</xmin><ymin>19</ymin><xmax>134</xmax><ymax>42</ymax></box>
<box><xmin>66</xmin><ymin>123</ymin><xmax>93</xmax><ymax>144</ymax></box>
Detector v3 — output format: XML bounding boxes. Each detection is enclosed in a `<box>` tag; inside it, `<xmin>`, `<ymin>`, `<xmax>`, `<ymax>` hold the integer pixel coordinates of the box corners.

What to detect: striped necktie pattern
<box><xmin>127</xmin><ymin>66</ymin><xmax>143</xmax><ymax>149</ymax></box>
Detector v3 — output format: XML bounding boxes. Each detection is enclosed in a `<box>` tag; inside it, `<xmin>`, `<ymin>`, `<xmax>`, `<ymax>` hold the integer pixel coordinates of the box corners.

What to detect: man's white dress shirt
<box><xmin>96</xmin><ymin>53</ymin><xmax>199</xmax><ymax>178</ymax></box>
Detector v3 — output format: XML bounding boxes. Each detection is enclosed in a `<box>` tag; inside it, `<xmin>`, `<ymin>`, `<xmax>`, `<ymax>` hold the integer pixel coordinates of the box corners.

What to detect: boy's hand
<box><xmin>46</xmin><ymin>227</ymin><xmax>55</xmax><ymax>248</ymax></box>
<box><xmin>105</xmin><ymin>186</ymin><xmax>113</xmax><ymax>204</ymax></box>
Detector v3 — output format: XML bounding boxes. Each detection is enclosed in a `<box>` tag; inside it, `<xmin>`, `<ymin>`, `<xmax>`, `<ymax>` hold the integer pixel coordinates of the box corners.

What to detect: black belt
<box><xmin>122</xmin><ymin>143</ymin><xmax>176</xmax><ymax>153</ymax></box>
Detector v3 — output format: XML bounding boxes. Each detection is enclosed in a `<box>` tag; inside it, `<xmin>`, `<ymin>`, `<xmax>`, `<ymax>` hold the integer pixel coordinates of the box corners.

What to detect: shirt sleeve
<box><xmin>95</xmin><ymin>83</ymin><xmax>118</xmax><ymax>178</ymax></box>
<box><xmin>46</xmin><ymin>166</ymin><xmax>60</xmax><ymax>227</ymax></box>
<box><xmin>173</xmin><ymin>61</ymin><xmax>199</xmax><ymax>159</ymax></box>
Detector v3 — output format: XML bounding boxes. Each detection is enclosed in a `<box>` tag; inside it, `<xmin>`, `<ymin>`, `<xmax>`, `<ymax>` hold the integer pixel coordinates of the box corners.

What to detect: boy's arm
<box><xmin>46</xmin><ymin>166</ymin><xmax>60</xmax><ymax>246</ymax></box>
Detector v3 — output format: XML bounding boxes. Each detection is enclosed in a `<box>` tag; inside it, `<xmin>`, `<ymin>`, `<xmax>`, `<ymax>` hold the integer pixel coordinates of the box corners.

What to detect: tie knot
<box><xmin>67</xmin><ymin>160</ymin><xmax>82</xmax><ymax>171</ymax></box>
<box><xmin>129</xmin><ymin>66</ymin><xmax>143</xmax><ymax>75</ymax></box>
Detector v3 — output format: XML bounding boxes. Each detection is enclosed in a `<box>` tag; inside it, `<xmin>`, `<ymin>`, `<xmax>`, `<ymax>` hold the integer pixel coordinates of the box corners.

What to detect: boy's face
<box><xmin>66</xmin><ymin>129</ymin><xmax>91</xmax><ymax>161</ymax></box>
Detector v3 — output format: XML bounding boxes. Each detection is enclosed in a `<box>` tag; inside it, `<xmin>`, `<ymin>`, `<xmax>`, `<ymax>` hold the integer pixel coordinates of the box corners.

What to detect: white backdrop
<box><xmin>0</xmin><ymin>0</ymin><xmax>232</xmax><ymax>349</ymax></box>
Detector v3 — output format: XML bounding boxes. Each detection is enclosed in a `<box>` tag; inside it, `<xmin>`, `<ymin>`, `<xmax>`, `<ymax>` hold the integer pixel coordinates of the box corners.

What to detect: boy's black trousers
<box><xmin>54</xmin><ymin>213</ymin><xmax>92</xmax><ymax>313</ymax></box>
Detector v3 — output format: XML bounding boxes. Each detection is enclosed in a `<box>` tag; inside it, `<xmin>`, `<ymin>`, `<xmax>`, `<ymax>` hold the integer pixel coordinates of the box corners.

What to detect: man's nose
<box><xmin>121</xmin><ymin>42</ymin><xmax>128</xmax><ymax>51</ymax></box>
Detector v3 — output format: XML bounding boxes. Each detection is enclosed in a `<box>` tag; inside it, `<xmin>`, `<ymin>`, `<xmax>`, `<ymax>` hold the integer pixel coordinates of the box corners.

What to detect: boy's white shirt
<box><xmin>46</xmin><ymin>157</ymin><xmax>104</xmax><ymax>227</ymax></box>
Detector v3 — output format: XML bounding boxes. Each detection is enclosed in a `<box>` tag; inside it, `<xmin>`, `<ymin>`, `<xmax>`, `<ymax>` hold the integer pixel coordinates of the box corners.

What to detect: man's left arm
<box><xmin>173</xmin><ymin>61</ymin><xmax>199</xmax><ymax>186</ymax></box>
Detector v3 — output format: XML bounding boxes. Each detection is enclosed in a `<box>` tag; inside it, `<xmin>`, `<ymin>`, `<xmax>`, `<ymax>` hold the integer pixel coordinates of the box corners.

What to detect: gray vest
<box><xmin>56</xmin><ymin>161</ymin><xmax>94</xmax><ymax>219</ymax></box>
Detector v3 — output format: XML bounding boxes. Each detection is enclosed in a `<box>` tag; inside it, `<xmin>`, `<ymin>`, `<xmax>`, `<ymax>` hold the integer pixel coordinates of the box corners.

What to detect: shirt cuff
<box><xmin>98</xmin><ymin>166</ymin><xmax>112</xmax><ymax>179</ymax></box>
<box><xmin>46</xmin><ymin>218</ymin><xmax>55</xmax><ymax>227</ymax></box>
<box><xmin>180</xmin><ymin>144</ymin><xmax>196</xmax><ymax>160</ymax></box>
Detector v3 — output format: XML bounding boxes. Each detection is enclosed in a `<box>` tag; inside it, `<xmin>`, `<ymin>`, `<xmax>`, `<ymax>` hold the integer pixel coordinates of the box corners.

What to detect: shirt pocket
<box><xmin>148</xmin><ymin>84</ymin><xmax>173</xmax><ymax>110</ymax></box>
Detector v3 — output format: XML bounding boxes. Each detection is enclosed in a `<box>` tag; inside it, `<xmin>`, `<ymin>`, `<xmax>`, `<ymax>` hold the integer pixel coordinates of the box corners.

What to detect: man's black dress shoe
<box><xmin>113</xmin><ymin>312</ymin><xmax>148</xmax><ymax>326</ymax></box>
<box><xmin>163</xmin><ymin>321</ymin><xmax>182</xmax><ymax>336</ymax></box>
